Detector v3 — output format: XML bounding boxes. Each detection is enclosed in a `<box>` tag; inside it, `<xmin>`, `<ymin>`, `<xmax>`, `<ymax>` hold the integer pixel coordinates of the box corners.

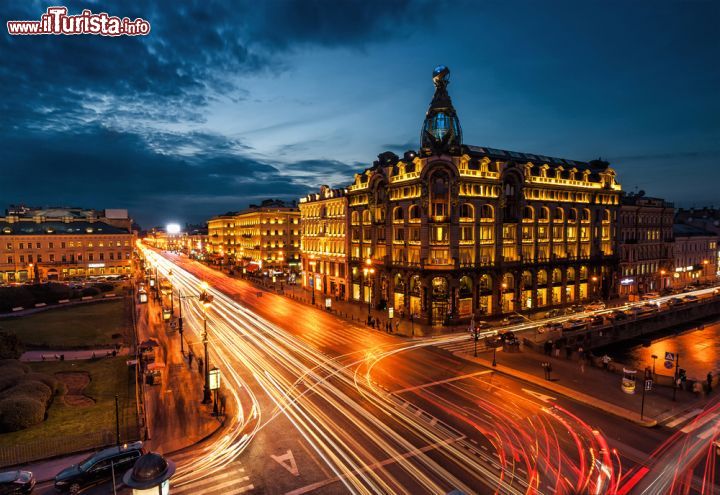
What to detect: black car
<box><xmin>0</xmin><ymin>471</ymin><xmax>35</xmax><ymax>495</ymax></box>
<box><xmin>54</xmin><ymin>442</ymin><xmax>143</xmax><ymax>494</ymax></box>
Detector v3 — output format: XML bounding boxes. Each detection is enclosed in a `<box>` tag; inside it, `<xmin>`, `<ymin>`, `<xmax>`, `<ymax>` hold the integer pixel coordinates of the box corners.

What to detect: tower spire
<box><xmin>420</xmin><ymin>65</ymin><xmax>462</xmax><ymax>155</ymax></box>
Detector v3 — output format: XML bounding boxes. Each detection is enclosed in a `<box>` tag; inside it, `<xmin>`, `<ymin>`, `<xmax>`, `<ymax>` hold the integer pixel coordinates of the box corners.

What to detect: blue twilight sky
<box><xmin>1</xmin><ymin>1</ymin><xmax>718</xmax><ymax>227</ymax></box>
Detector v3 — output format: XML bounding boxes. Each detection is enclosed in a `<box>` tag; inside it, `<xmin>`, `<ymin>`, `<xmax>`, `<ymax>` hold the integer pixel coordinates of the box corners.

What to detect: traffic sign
<box><xmin>665</xmin><ymin>352</ymin><xmax>675</xmax><ymax>362</ymax></box>
<box><xmin>664</xmin><ymin>360</ymin><xmax>674</xmax><ymax>369</ymax></box>
<box><xmin>645</xmin><ymin>379</ymin><xmax>653</xmax><ymax>391</ymax></box>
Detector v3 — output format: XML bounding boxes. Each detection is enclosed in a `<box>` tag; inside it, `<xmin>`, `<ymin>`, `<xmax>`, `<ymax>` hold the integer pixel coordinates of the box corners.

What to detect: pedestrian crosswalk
<box><xmin>172</xmin><ymin>459</ymin><xmax>254</xmax><ymax>495</ymax></box>
<box><xmin>434</xmin><ymin>337</ymin><xmax>490</xmax><ymax>355</ymax></box>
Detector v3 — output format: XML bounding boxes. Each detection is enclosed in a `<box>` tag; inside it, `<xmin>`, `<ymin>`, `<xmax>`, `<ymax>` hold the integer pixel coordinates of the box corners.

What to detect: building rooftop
<box><xmin>673</xmin><ymin>223</ymin><xmax>717</xmax><ymax>237</ymax></box>
<box><xmin>0</xmin><ymin>220</ymin><xmax>131</xmax><ymax>235</ymax></box>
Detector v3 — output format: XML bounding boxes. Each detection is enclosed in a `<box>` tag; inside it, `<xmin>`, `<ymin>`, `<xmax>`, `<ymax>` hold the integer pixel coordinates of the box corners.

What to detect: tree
<box><xmin>0</xmin><ymin>330</ymin><xmax>23</xmax><ymax>360</ymax></box>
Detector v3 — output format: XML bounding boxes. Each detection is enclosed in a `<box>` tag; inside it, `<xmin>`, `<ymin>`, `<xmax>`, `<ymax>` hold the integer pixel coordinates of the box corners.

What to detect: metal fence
<box><xmin>0</xmin><ymin>425</ymin><xmax>139</xmax><ymax>468</ymax></box>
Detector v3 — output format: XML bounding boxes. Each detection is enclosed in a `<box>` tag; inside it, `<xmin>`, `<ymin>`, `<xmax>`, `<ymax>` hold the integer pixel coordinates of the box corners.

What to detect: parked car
<box><xmin>498</xmin><ymin>330</ymin><xmax>518</xmax><ymax>344</ymax></box>
<box><xmin>562</xmin><ymin>318</ymin><xmax>588</xmax><ymax>332</ymax></box>
<box><xmin>607</xmin><ymin>310</ymin><xmax>628</xmax><ymax>321</ymax></box>
<box><xmin>641</xmin><ymin>292</ymin><xmax>660</xmax><ymax>300</ymax></box>
<box><xmin>0</xmin><ymin>470</ymin><xmax>35</xmax><ymax>494</ymax></box>
<box><xmin>667</xmin><ymin>297</ymin><xmax>686</xmax><ymax>307</ymax></box>
<box><xmin>501</xmin><ymin>315</ymin><xmax>526</xmax><ymax>326</ymax></box>
<box><xmin>538</xmin><ymin>322</ymin><xmax>563</xmax><ymax>334</ymax></box>
<box><xmin>544</xmin><ymin>309</ymin><xmax>563</xmax><ymax>318</ymax></box>
<box><xmin>683</xmin><ymin>295</ymin><xmax>699</xmax><ymax>302</ymax></box>
<box><xmin>584</xmin><ymin>301</ymin><xmax>606</xmax><ymax>311</ymax></box>
<box><xmin>566</xmin><ymin>305</ymin><xmax>585</xmax><ymax>315</ymax></box>
<box><xmin>54</xmin><ymin>442</ymin><xmax>144</xmax><ymax>494</ymax></box>
<box><xmin>589</xmin><ymin>315</ymin><xmax>605</xmax><ymax>327</ymax></box>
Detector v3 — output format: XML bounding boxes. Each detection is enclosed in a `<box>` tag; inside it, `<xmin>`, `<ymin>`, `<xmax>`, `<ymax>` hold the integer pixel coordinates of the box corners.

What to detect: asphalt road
<box><xmin>137</xmin><ymin>248</ymin><xmax>719</xmax><ymax>495</ymax></box>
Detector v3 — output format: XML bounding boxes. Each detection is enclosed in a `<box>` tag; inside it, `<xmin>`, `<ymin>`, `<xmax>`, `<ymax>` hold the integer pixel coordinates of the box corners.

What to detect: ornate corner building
<box><xmin>301</xmin><ymin>67</ymin><xmax>623</xmax><ymax>325</ymax></box>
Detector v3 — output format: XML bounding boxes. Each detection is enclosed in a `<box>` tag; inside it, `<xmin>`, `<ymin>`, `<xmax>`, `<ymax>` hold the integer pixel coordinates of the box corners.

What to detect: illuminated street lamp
<box><xmin>501</xmin><ymin>282</ymin><xmax>508</xmax><ymax>313</ymax></box>
<box><xmin>309</xmin><ymin>255</ymin><xmax>317</xmax><ymax>305</ymax></box>
<box><xmin>703</xmin><ymin>259</ymin><xmax>710</xmax><ymax>282</ymax></box>
<box><xmin>591</xmin><ymin>275</ymin><xmax>599</xmax><ymax>297</ymax></box>
<box><xmin>167</xmin><ymin>270</ymin><xmax>174</xmax><ymax>315</ymax></box>
<box><xmin>659</xmin><ymin>269</ymin><xmax>667</xmax><ymax>291</ymax></box>
<box><xmin>363</xmin><ymin>258</ymin><xmax>376</xmax><ymax>322</ymax></box>
<box><xmin>199</xmin><ymin>281</ymin><xmax>214</xmax><ymax>404</ymax></box>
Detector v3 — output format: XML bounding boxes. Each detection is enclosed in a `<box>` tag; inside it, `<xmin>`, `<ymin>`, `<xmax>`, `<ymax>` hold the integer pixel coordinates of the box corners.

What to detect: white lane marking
<box><xmin>521</xmin><ymin>388</ymin><xmax>557</xmax><ymax>403</ymax></box>
<box><xmin>271</xmin><ymin>449</ymin><xmax>300</xmax><ymax>477</ymax></box>
<box><xmin>394</xmin><ymin>370</ymin><xmax>493</xmax><ymax>394</ymax></box>
<box><xmin>681</xmin><ymin>412</ymin><xmax>718</xmax><ymax>434</ymax></box>
<box><xmin>666</xmin><ymin>408</ymin><xmax>703</xmax><ymax>428</ymax></box>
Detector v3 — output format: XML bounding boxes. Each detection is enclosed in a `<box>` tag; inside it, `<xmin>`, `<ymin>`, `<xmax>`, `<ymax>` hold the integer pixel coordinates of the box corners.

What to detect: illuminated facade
<box><xmin>0</xmin><ymin>207</ymin><xmax>134</xmax><ymax>283</ymax></box>
<box><xmin>672</xmin><ymin>224</ymin><xmax>718</xmax><ymax>288</ymax></box>
<box><xmin>299</xmin><ymin>186</ymin><xmax>349</xmax><ymax>299</ymax></box>
<box><xmin>617</xmin><ymin>193</ymin><xmax>675</xmax><ymax>296</ymax></box>
<box><xmin>306</xmin><ymin>66</ymin><xmax>622</xmax><ymax>325</ymax></box>
<box><xmin>207</xmin><ymin>200</ymin><xmax>301</xmax><ymax>274</ymax></box>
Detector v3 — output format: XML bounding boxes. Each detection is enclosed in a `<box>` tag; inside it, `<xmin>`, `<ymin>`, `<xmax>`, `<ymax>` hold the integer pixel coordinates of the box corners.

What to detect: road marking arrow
<box><xmin>271</xmin><ymin>449</ymin><xmax>299</xmax><ymax>477</ymax></box>
<box><xmin>521</xmin><ymin>388</ymin><xmax>557</xmax><ymax>403</ymax></box>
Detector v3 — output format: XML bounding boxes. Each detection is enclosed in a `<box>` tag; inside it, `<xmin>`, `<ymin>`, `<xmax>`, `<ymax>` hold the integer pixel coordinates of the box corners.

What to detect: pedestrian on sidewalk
<box><xmin>553</xmin><ymin>346</ymin><xmax>560</xmax><ymax>359</ymax></box>
<box><xmin>188</xmin><ymin>352</ymin><xmax>193</xmax><ymax>367</ymax></box>
<box><xmin>579</xmin><ymin>355</ymin><xmax>586</xmax><ymax>374</ymax></box>
<box><xmin>708</xmin><ymin>371</ymin><xmax>713</xmax><ymax>393</ymax></box>
<box><xmin>198</xmin><ymin>357</ymin><xmax>204</xmax><ymax>376</ymax></box>
<box><xmin>546</xmin><ymin>362</ymin><xmax>552</xmax><ymax>380</ymax></box>
<box><xmin>602</xmin><ymin>354</ymin><xmax>611</xmax><ymax>370</ymax></box>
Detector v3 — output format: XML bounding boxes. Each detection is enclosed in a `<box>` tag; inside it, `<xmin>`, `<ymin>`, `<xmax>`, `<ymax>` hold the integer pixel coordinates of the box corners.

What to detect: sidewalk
<box><xmin>138</xmin><ymin>289</ymin><xmax>221</xmax><ymax>455</ymax></box>
<box><xmin>464</xmin><ymin>344</ymin><xmax>709</xmax><ymax>427</ymax></box>
<box><xmin>20</xmin><ymin>347</ymin><xmax>129</xmax><ymax>362</ymax></box>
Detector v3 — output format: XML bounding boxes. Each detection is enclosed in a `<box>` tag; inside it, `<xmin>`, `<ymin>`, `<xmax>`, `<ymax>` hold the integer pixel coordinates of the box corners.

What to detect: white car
<box><xmin>584</xmin><ymin>301</ymin><xmax>606</xmax><ymax>311</ymax></box>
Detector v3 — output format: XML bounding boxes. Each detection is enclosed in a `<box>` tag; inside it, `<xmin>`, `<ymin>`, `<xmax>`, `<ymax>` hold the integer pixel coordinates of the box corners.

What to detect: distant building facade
<box><xmin>206</xmin><ymin>200</ymin><xmax>301</xmax><ymax>274</ymax></box>
<box><xmin>617</xmin><ymin>193</ymin><xmax>675</xmax><ymax>296</ymax></box>
<box><xmin>298</xmin><ymin>66</ymin><xmax>623</xmax><ymax>325</ymax></box>
<box><xmin>299</xmin><ymin>186</ymin><xmax>349</xmax><ymax>300</ymax></box>
<box><xmin>672</xmin><ymin>224</ymin><xmax>718</xmax><ymax>288</ymax></box>
<box><xmin>0</xmin><ymin>207</ymin><xmax>134</xmax><ymax>283</ymax></box>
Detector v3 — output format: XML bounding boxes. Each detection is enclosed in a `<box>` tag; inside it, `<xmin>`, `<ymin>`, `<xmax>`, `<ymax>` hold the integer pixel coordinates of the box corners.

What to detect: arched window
<box><xmin>480</xmin><ymin>204</ymin><xmax>494</xmax><ymax>221</ymax></box>
<box><xmin>408</xmin><ymin>204</ymin><xmax>421</xmax><ymax>222</ymax></box>
<box><xmin>523</xmin><ymin>206</ymin><xmax>534</xmax><ymax>221</ymax></box>
<box><xmin>539</xmin><ymin>207</ymin><xmax>550</xmax><ymax>222</ymax></box>
<box><xmin>568</xmin><ymin>208</ymin><xmax>578</xmax><ymax>222</ymax></box>
<box><xmin>537</xmin><ymin>269</ymin><xmax>548</xmax><ymax>285</ymax></box>
<box><xmin>552</xmin><ymin>268</ymin><xmax>563</xmax><ymax>284</ymax></box>
<box><xmin>579</xmin><ymin>266</ymin><xmax>588</xmax><ymax>280</ymax></box>
<box><xmin>459</xmin><ymin>276</ymin><xmax>473</xmax><ymax>297</ymax></box>
<box><xmin>521</xmin><ymin>270</ymin><xmax>533</xmax><ymax>288</ymax></box>
<box><xmin>479</xmin><ymin>274</ymin><xmax>492</xmax><ymax>291</ymax></box>
<box><xmin>351</xmin><ymin>211</ymin><xmax>359</xmax><ymax>225</ymax></box>
<box><xmin>603</xmin><ymin>209</ymin><xmax>611</xmax><ymax>222</ymax></box>
<box><xmin>362</xmin><ymin>210</ymin><xmax>371</xmax><ymax>224</ymax></box>
<box><xmin>393</xmin><ymin>206</ymin><xmax>404</xmax><ymax>222</ymax></box>
<box><xmin>582</xmin><ymin>208</ymin><xmax>591</xmax><ymax>222</ymax></box>
<box><xmin>502</xmin><ymin>273</ymin><xmax>514</xmax><ymax>289</ymax></box>
<box><xmin>460</xmin><ymin>203</ymin><xmax>474</xmax><ymax>221</ymax></box>
<box><xmin>567</xmin><ymin>267</ymin><xmax>576</xmax><ymax>282</ymax></box>
<box><xmin>410</xmin><ymin>275</ymin><xmax>422</xmax><ymax>296</ymax></box>
<box><xmin>553</xmin><ymin>207</ymin><xmax>564</xmax><ymax>222</ymax></box>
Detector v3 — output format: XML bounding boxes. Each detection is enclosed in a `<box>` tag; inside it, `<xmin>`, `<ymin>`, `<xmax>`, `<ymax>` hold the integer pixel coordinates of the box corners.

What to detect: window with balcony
<box><xmin>431</xmin><ymin>226</ymin><xmax>449</xmax><ymax>243</ymax></box>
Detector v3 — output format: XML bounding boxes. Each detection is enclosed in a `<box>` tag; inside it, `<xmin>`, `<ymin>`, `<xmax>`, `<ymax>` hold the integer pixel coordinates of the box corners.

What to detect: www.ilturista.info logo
<box><xmin>7</xmin><ymin>6</ymin><xmax>151</xmax><ymax>36</ymax></box>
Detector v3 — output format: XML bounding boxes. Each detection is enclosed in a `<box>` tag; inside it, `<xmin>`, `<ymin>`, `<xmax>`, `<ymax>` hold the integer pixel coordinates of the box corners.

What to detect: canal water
<box><xmin>597</xmin><ymin>317</ymin><xmax>720</xmax><ymax>381</ymax></box>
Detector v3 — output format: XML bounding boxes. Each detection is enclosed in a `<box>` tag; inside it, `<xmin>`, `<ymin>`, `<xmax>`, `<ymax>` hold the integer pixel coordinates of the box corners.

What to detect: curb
<box><xmin>454</xmin><ymin>351</ymin><xmax>658</xmax><ymax>428</ymax></box>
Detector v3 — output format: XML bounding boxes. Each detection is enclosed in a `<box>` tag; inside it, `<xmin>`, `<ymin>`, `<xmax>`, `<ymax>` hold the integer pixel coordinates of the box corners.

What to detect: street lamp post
<box><xmin>168</xmin><ymin>270</ymin><xmax>174</xmax><ymax>315</ymax></box>
<box><xmin>363</xmin><ymin>259</ymin><xmax>375</xmax><ymax>324</ymax></box>
<box><xmin>309</xmin><ymin>256</ymin><xmax>316</xmax><ymax>306</ymax></box>
<box><xmin>591</xmin><ymin>275</ymin><xmax>599</xmax><ymax>298</ymax></box>
<box><xmin>199</xmin><ymin>282</ymin><xmax>214</xmax><ymax>404</ymax></box>
<box><xmin>659</xmin><ymin>270</ymin><xmax>666</xmax><ymax>291</ymax></box>
<box><xmin>651</xmin><ymin>354</ymin><xmax>658</xmax><ymax>377</ymax></box>
<box><xmin>501</xmin><ymin>282</ymin><xmax>508</xmax><ymax>313</ymax></box>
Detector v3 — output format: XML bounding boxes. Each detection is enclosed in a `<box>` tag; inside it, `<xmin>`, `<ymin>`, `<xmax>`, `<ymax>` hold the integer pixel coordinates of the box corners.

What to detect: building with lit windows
<box><xmin>672</xmin><ymin>224</ymin><xmax>718</xmax><ymax>288</ymax></box>
<box><xmin>0</xmin><ymin>206</ymin><xmax>134</xmax><ymax>283</ymax></box>
<box><xmin>207</xmin><ymin>200</ymin><xmax>301</xmax><ymax>275</ymax></box>
<box><xmin>299</xmin><ymin>186</ymin><xmax>349</xmax><ymax>300</ymax></box>
<box><xmin>617</xmin><ymin>193</ymin><xmax>675</xmax><ymax>297</ymax></box>
<box><xmin>300</xmin><ymin>66</ymin><xmax>623</xmax><ymax>325</ymax></box>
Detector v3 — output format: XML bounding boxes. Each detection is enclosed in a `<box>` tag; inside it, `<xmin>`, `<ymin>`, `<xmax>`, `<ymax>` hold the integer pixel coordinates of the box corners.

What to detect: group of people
<box><xmin>367</xmin><ymin>316</ymin><xmax>398</xmax><ymax>333</ymax></box>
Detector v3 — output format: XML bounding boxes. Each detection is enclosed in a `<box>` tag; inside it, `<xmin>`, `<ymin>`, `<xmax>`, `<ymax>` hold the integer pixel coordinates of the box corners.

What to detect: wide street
<box><xmin>133</xmin><ymin>246</ymin><xmax>719</xmax><ymax>495</ymax></box>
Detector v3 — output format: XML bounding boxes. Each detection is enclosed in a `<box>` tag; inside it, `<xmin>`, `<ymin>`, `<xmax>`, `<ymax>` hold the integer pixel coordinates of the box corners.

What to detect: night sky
<box><xmin>1</xmin><ymin>1</ymin><xmax>718</xmax><ymax>228</ymax></box>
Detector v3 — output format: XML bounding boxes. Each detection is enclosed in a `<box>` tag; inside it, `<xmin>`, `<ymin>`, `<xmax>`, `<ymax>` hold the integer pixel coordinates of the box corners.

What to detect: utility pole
<box><xmin>115</xmin><ymin>394</ymin><xmax>120</xmax><ymax>445</ymax></box>
<box><xmin>672</xmin><ymin>353</ymin><xmax>680</xmax><ymax>401</ymax></box>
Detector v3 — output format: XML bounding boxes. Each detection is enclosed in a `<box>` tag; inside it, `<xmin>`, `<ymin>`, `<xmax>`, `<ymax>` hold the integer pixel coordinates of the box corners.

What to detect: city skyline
<box><xmin>2</xmin><ymin>1</ymin><xmax>718</xmax><ymax>227</ymax></box>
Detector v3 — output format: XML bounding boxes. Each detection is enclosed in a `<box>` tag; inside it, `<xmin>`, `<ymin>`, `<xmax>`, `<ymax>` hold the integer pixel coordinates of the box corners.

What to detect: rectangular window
<box><xmin>49</xmin><ymin>242</ymin><xmax>54</xmax><ymax>249</ymax></box>
<box><xmin>503</xmin><ymin>224</ymin><xmax>516</xmax><ymax>242</ymax></box>
<box><xmin>480</xmin><ymin>226</ymin><xmax>494</xmax><ymax>242</ymax></box>
<box><xmin>460</xmin><ymin>226</ymin><xmax>474</xmax><ymax>241</ymax></box>
<box><xmin>521</xmin><ymin>226</ymin><xmax>533</xmax><ymax>241</ymax></box>
<box><xmin>20</xmin><ymin>255</ymin><xmax>24</xmax><ymax>263</ymax></box>
<box><xmin>394</xmin><ymin>227</ymin><xmax>405</xmax><ymax>242</ymax></box>
<box><xmin>37</xmin><ymin>255</ymin><xmax>42</xmax><ymax>262</ymax></box>
<box><xmin>19</xmin><ymin>243</ymin><xmax>24</xmax><ymax>249</ymax></box>
<box><xmin>89</xmin><ymin>254</ymin><xmax>94</xmax><ymax>261</ymax></box>
<box><xmin>431</xmin><ymin>226</ymin><xmax>448</xmax><ymax>242</ymax></box>
<box><xmin>409</xmin><ymin>227</ymin><xmax>421</xmax><ymax>242</ymax></box>
<box><xmin>50</xmin><ymin>254</ymin><xmax>55</xmax><ymax>262</ymax></box>
<box><xmin>99</xmin><ymin>253</ymin><xmax>104</xmax><ymax>260</ymax></box>
<box><xmin>7</xmin><ymin>256</ymin><xmax>12</xmax><ymax>264</ymax></box>
<box><xmin>36</xmin><ymin>242</ymin><xmax>40</xmax><ymax>249</ymax></box>
<box><xmin>28</xmin><ymin>255</ymin><xmax>33</xmax><ymax>263</ymax></box>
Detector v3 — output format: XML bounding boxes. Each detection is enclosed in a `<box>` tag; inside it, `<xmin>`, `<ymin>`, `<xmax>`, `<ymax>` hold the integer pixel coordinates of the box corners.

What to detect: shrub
<box><xmin>0</xmin><ymin>397</ymin><xmax>45</xmax><ymax>432</ymax></box>
<box><xmin>93</xmin><ymin>283</ymin><xmax>114</xmax><ymax>293</ymax></box>
<box><xmin>0</xmin><ymin>368</ymin><xmax>26</xmax><ymax>392</ymax></box>
<box><xmin>0</xmin><ymin>380</ymin><xmax>53</xmax><ymax>406</ymax></box>
<box><xmin>81</xmin><ymin>287</ymin><xmax>100</xmax><ymax>297</ymax></box>
<box><xmin>23</xmin><ymin>372</ymin><xmax>60</xmax><ymax>394</ymax></box>
<box><xmin>0</xmin><ymin>359</ymin><xmax>30</xmax><ymax>374</ymax></box>
<box><xmin>0</xmin><ymin>331</ymin><xmax>24</xmax><ymax>359</ymax></box>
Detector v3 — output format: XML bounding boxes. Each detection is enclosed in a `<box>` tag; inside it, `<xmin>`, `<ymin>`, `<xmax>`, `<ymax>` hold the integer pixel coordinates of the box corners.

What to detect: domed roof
<box><xmin>421</xmin><ymin>65</ymin><xmax>462</xmax><ymax>155</ymax></box>
<box><xmin>123</xmin><ymin>452</ymin><xmax>176</xmax><ymax>489</ymax></box>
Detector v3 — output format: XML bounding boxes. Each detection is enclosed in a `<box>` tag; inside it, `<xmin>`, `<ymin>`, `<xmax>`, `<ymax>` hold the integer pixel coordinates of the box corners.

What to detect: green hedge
<box><xmin>0</xmin><ymin>397</ymin><xmax>46</xmax><ymax>432</ymax></box>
